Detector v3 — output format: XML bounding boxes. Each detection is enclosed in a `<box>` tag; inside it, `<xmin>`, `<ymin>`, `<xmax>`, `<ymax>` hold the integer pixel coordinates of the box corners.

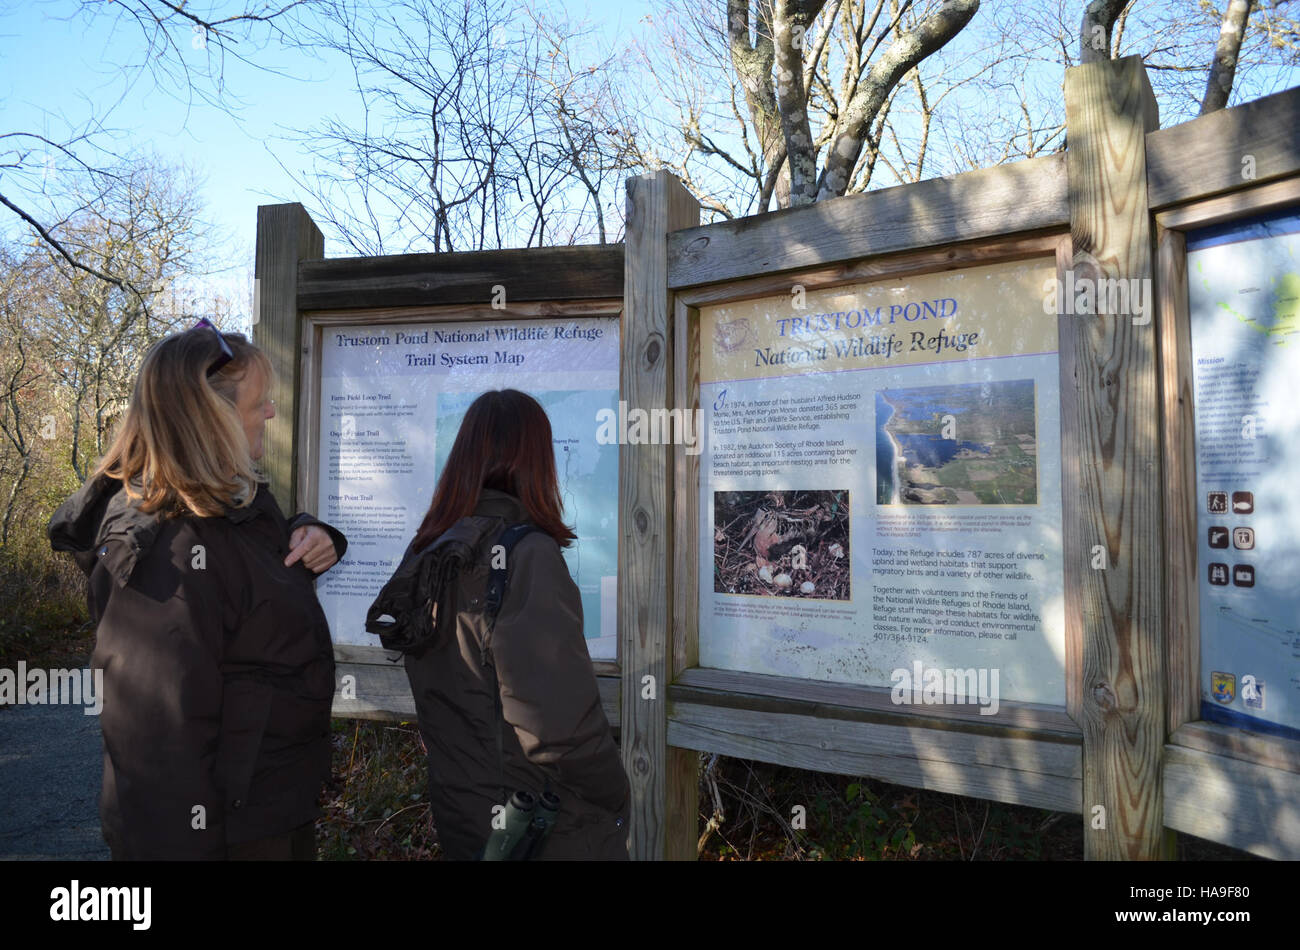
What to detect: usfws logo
<box><xmin>715</xmin><ymin>317</ymin><xmax>755</xmax><ymax>353</ymax></box>
<box><xmin>1211</xmin><ymin>671</ymin><xmax>1236</xmax><ymax>704</ymax></box>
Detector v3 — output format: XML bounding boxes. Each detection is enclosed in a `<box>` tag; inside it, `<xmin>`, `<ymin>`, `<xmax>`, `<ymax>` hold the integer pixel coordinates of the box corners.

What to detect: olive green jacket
<box><xmin>402</xmin><ymin>489</ymin><xmax>630</xmax><ymax>860</ymax></box>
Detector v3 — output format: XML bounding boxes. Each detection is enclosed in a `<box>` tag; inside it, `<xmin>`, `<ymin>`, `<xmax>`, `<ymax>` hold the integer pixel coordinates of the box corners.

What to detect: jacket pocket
<box><xmin>216</xmin><ymin>676</ymin><xmax>275</xmax><ymax>814</ymax></box>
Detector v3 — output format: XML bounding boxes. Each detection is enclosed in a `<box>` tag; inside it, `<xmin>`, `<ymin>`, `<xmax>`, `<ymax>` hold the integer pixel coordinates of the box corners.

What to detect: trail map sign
<box><xmin>314</xmin><ymin>315</ymin><xmax>620</xmax><ymax>658</ymax></box>
<box><xmin>697</xmin><ymin>258</ymin><xmax>1066</xmax><ymax>706</ymax></box>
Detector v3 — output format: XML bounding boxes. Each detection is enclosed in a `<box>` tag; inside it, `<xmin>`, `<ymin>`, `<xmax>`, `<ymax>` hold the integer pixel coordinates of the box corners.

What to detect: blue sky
<box><xmin>0</xmin><ymin>0</ymin><xmax>655</xmax><ymax>261</ymax></box>
<box><xmin>3</xmin><ymin>0</ymin><xmax>1296</xmax><ymax>276</ymax></box>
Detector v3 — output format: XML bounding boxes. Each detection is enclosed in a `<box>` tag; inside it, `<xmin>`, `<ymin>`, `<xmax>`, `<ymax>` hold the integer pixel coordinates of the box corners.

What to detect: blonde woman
<box><xmin>49</xmin><ymin>320</ymin><xmax>346</xmax><ymax>860</ymax></box>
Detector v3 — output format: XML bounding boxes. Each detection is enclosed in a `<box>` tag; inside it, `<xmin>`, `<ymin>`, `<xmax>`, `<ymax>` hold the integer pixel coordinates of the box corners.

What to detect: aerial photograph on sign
<box><xmin>876</xmin><ymin>379</ymin><xmax>1038</xmax><ymax>505</ymax></box>
<box><xmin>712</xmin><ymin>490</ymin><xmax>850</xmax><ymax>599</ymax></box>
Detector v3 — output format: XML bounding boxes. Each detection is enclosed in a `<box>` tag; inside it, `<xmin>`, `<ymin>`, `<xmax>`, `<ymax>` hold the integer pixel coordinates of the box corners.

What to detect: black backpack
<box><xmin>366</xmin><ymin>518</ymin><xmax>537</xmax><ymax>657</ymax></box>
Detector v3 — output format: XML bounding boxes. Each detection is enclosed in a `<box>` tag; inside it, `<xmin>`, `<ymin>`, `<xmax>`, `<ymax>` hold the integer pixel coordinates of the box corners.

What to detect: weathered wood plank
<box><xmin>331</xmin><ymin>660</ymin><xmax>621</xmax><ymax>727</ymax></box>
<box><xmin>667</xmin><ymin>701</ymin><xmax>1082</xmax><ymax>814</ymax></box>
<box><xmin>301</xmin><ymin>299</ymin><xmax>622</xmax><ymax>326</ymax></box>
<box><xmin>1171</xmin><ymin>722</ymin><xmax>1300</xmax><ymax>776</ymax></box>
<box><xmin>296</xmin><ymin>321</ymin><xmax>323</xmax><ymax>532</ymax></box>
<box><xmin>254</xmin><ymin>203</ymin><xmax>324</xmax><ymax>513</ymax></box>
<box><xmin>1163</xmin><ymin>743</ymin><xmax>1300</xmax><ymax>859</ymax></box>
<box><xmin>1146</xmin><ymin>84</ymin><xmax>1300</xmax><ymax>211</ymax></box>
<box><xmin>661</xmin><ymin>180</ymin><xmax>703</xmax><ymax>862</ymax></box>
<box><xmin>298</xmin><ymin>244</ymin><xmax>624</xmax><ymax>311</ymax></box>
<box><xmin>1155</xmin><ymin>175</ymin><xmax>1300</xmax><ymax>231</ymax></box>
<box><xmin>621</xmin><ymin>171</ymin><xmax>700</xmax><ymax>860</ymax></box>
<box><xmin>673</xmin><ymin>297</ymin><xmax>701</xmax><ymax>684</ymax></box>
<box><xmin>667</xmin><ymin>152</ymin><xmax>1068</xmax><ymax>289</ymax></box>
<box><xmin>675</xmin><ymin>231</ymin><xmax>1063</xmax><ymax>308</ymax></box>
<box><xmin>673</xmin><ymin>668</ymin><xmax>1080</xmax><ymax>735</ymax></box>
<box><xmin>1063</xmin><ymin>55</ymin><xmax>1168</xmax><ymax>860</ymax></box>
<box><xmin>668</xmin><ymin>297</ymin><xmax>702</xmax><ymax>862</ymax></box>
<box><xmin>1055</xmin><ymin>234</ymin><xmax>1085</xmax><ymax>724</ymax></box>
<box><xmin>332</xmin><ymin>660</ymin><xmax>415</xmax><ymax>721</ymax></box>
<box><xmin>333</xmin><ymin>643</ymin><xmax>401</xmax><ymax>665</ymax></box>
<box><xmin>1156</xmin><ymin>225</ymin><xmax>1200</xmax><ymax>734</ymax></box>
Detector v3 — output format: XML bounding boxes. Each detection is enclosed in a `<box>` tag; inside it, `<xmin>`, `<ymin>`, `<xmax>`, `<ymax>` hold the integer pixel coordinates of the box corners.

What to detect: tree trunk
<box><xmin>1201</xmin><ymin>0</ymin><xmax>1255</xmax><ymax>114</ymax></box>
<box><xmin>727</xmin><ymin>0</ymin><xmax>792</xmax><ymax>209</ymax></box>
<box><xmin>1079</xmin><ymin>0</ymin><xmax>1131</xmax><ymax>65</ymax></box>
<box><xmin>772</xmin><ymin>0</ymin><xmax>826</xmax><ymax>206</ymax></box>
<box><xmin>1</xmin><ymin>457</ymin><xmax>31</xmax><ymax>548</ymax></box>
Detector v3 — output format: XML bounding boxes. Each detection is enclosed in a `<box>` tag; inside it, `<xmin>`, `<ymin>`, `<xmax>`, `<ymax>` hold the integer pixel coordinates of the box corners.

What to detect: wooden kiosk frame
<box><xmin>255</xmin><ymin>57</ymin><xmax>1300</xmax><ymax>861</ymax></box>
<box><xmin>620</xmin><ymin>59</ymin><xmax>1300</xmax><ymax>861</ymax></box>
<box><xmin>251</xmin><ymin>237</ymin><xmax>626</xmax><ymax>725</ymax></box>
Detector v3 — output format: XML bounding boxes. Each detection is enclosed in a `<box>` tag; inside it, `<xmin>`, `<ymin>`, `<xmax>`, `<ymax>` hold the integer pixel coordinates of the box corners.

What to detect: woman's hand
<box><xmin>285</xmin><ymin>525</ymin><xmax>339</xmax><ymax>573</ymax></box>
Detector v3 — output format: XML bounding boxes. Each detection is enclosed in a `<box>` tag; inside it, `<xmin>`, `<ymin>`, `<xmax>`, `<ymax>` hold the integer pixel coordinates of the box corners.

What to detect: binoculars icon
<box><xmin>482</xmin><ymin>789</ymin><xmax>560</xmax><ymax>861</ymax></box>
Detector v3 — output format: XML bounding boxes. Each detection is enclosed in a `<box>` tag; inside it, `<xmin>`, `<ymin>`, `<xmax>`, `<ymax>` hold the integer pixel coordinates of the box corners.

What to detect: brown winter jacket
<box><xmin>402</xmin><ymin>489</ymin><xmax>630</xmax><ymax>860</ymax></box>
<box><xmin>48</xmin><ymin>474</ymin><xmax>345</xmax><ymax>860</ymax></box>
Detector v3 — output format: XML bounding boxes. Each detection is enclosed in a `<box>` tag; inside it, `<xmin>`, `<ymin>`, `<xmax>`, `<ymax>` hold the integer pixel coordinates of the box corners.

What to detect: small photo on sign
<box><xmin>876</xmin><ymin>379</ymin><xmax>1037</xmax><ymax>506</ymax></box>
<box><xmin>713</xmin><ymin>490</ymin><xmax>849</xmax><ymax>600</ymax></box>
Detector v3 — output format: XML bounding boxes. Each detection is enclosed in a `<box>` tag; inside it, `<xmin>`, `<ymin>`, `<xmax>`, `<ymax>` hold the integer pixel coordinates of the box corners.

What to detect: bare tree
<box><xmin>726</xmin><ymin>0</ymin><xmax>981</xmax><ymax>205</ymax></box>
<box><xmin>275</xmin><ymin>0</ymin><xmax>633</xmax><ymax>254</ymax></box>
<box><xmin>6</xmin><ymin>157</ymin><xmax>214</xmax><ymax>482</ymax></box>
<box><xmin>1</xmin><ymin>1</ymin><xmax>314</xmax><ymax>298</ymax></box>
<box><xmin>0</xmin><ymin>248</ymin><xmax>45</xmax><ymax>546</ymax></box>
<box><xmin>620</xmin><ymin>1</ymin><xmax>989</xmax><ymax>216</ymax></box>
<box><xmin>620</xmin><ymin>0</ymin><xmax>1300</xmax><ymax>221</ymax></box>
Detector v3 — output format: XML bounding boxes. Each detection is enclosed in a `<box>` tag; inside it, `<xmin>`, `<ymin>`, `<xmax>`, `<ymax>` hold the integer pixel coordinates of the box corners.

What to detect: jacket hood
<box><xmin>49</xmin><ymin>475</ymin><xmax>269</xmax><ymax>586</ymax></box>
<box><xmin>48</xmin><ymin>474</ymin><xmax>168</xmax><ymax>585</ymax></box>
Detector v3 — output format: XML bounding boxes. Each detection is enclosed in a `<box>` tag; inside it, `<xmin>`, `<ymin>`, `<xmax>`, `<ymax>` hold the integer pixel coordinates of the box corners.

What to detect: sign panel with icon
<box><xmin>1188</xmin><ymin>209</ymin><xmax>1300</xmax><ymax>738</ymax></box>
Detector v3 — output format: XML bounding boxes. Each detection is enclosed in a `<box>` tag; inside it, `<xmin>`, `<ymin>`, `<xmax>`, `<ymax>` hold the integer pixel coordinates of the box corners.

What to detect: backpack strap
<box><xmin>483</xmin><ymin>523</ymin><xmax>539</xmax><ymax>629</ymax></box>
<box><xmin>479</xmin><ymin>522</ymin><xmax>545</xmax><ymax>819</ymax></box>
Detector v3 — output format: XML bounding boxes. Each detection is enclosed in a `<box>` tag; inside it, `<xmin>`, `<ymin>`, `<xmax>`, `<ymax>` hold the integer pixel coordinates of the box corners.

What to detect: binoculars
<box><xmin>482</xmin><ymin>789</ymin><xmax>560</xmax><ymax>861</ymax></box>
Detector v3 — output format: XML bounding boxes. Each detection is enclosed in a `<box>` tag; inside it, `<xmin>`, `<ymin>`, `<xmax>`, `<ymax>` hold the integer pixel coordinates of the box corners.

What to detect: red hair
<box><xmin>412</xmin><ymin>389</ymin><xmax>575</xmax><ymax>550</ymax></box>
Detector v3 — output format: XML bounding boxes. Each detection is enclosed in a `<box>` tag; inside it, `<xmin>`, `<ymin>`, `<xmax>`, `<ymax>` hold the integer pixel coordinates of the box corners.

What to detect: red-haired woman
<box><xmin>403</xmin><ymin>389</ymin><xmax>629</xmax><ymax>860</ymax></box>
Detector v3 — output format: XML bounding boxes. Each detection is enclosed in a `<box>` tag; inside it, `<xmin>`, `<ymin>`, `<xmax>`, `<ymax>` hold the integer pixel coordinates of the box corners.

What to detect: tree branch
<box><xmin>816</xmin><ymin>0</ymin><xmax>978</xmax><ymax>201</ymax></box>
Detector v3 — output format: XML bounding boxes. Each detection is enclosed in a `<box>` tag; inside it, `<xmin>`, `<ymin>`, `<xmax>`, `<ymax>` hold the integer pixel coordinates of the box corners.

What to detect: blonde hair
<box><xmin>94</xmin><ymin>327</ymin><xmax>274</xmax><ymax>517</ymax></box>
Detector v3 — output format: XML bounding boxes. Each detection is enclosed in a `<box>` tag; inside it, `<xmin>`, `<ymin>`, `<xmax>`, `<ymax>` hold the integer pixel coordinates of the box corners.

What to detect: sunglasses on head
<box><xmin>193</xmin><ymin>318</ymin><xmax>234</xmax><ymax>377</ymax></box>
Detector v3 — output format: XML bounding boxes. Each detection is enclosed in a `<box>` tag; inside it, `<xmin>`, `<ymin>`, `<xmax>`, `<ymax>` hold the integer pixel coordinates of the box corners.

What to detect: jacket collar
<box><xmin>224</xmin><ymin>482</ymin><xmax>271</xmax><ymax>525</ymax></box>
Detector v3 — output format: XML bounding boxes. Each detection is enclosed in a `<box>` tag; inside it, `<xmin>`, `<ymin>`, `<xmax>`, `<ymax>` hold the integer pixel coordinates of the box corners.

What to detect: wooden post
<box><xmin>1062</xmin><ymin>55</ymin><xmax>1171</xmax><ymax>859</ymax></box>
<box><xmin>621</xmin><ymin>171</ymin><xmax>700</xmax><ymax>860</ymax></box>
<box><xmin>253</xmin><ymin>203</ymin><xmax>324</xmax><ymax>514</ymax></box>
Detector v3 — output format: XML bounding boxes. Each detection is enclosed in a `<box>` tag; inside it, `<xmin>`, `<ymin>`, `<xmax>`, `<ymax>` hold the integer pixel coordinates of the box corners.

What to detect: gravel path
<box><xmin>0</xmin><ymin>676</ymin><xmax>109</xmax><ymax>861</ymax></box>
